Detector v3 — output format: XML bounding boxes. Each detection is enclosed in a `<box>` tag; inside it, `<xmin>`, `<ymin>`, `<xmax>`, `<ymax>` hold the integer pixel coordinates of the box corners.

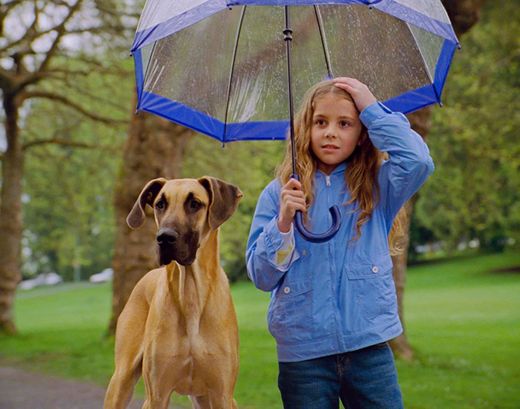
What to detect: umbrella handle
<box><xmin>290</xmin><ymin>175</ymin><xmax>341</xmax><ymax>243</ymax></box>
<box><xmin>294</xmin><ymin>207</ymin><xmax>341</xmax><ymax>243</ymax></box>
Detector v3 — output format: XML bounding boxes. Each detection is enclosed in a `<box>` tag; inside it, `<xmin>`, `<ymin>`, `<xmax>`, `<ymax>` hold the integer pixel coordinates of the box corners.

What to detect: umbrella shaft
<box><xmin>284</xmin><ymin>6</ymin><xmax>297</xmax><ymax>178</ymax></box>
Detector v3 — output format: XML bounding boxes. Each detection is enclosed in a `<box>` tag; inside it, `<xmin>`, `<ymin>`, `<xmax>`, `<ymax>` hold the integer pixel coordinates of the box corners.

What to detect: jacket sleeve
<box><xmin>360</xmin><ymin>102</ymin><xmax>435</xmax><ymax>226</ymax></box>
<box><xmin>246</xmin><ymin>181</ymin><xmax>300</xmax><ymax>292</ymax></box>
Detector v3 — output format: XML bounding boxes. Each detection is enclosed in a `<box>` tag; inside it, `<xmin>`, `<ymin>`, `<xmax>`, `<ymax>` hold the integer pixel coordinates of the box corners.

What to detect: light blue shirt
<box><xmin>246</xmin><ymin>102</ymin><xmax>434</xmax><ymax>362</ymax></box>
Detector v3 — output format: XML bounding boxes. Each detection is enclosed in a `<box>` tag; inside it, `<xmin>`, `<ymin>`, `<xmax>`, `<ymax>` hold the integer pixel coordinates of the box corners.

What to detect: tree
<box><xmin>21</xmin><ymin>87</ymin><xmax>128</xmax><ymax>281</ymax></box>
<box><xmin>0</xmin><ymin>0</ymin><xmax>133</xmax><ymax>334</ymax></box>
<box><xmin>388</xmin><ymin>0</ymin><xmax>485</xmax><ymax>359</ymax></box>
<box><xmin>414</xmin><ymin>1</ymin><xmax>519</xmax><ymax>253</ymax></box>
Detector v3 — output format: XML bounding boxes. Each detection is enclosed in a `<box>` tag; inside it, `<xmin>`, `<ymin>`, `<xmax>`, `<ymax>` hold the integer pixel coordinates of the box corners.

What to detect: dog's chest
<box><xmin>165</xmin><ymin>290</ymin><xmax>224</xmax><ymax>393</ymax></box>
<box><xmin>147</xmin><ymin>267</ymin><xmax>235</xmax><ymax>396</ymax></box>
<box><xmin>162</xmin><ymin>333</ymin><xmax>224</xmax><ymax>395</ymax></box>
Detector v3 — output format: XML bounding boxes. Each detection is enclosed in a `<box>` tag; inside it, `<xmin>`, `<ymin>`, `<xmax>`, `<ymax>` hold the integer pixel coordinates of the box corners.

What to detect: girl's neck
<box><xmin>317</xmin><ymin>161</ymin><xmax>347</xmax><ymax>175</ymax></box>
<box><xmin>317</xmin><ymin>163</ymin><xmax>336</xmax><ymax>175</ymax></box>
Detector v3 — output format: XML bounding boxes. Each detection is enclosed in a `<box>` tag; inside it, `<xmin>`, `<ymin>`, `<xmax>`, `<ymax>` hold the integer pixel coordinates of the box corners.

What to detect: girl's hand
<box><xmin>333</xmin><ymin>77</ymin><xmax>377</xmax><ymax>112</ymax></box>
<box><xmin>278</xmin><ymin>178</ymin><xmax>306</xmax><ymax>233</ymax></box>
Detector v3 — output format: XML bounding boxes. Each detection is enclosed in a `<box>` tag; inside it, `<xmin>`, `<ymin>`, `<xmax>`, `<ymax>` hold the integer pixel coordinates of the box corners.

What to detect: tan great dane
<box><xmin>104</xmin><ymin>177</ymin><xmax>242</xmax><ymax>409</ymax></box>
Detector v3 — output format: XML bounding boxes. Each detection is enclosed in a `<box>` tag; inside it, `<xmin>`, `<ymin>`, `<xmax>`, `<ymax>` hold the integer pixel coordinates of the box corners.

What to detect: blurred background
<box><xmin>0</xmin><ymin>1</ymin><xmax>518</xmax><ymax>408</ymax></box>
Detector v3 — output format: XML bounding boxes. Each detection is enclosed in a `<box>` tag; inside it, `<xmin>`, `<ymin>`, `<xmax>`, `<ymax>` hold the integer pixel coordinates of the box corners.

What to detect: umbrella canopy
<box><xmin>131</xmin><ymin>0</ymin><xmax>459</xmax><ymax>143</ymax></box>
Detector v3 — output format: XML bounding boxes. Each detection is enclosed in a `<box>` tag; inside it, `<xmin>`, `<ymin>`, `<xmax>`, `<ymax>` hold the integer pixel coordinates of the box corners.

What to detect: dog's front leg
<box><xmin>191</xmin><ymin>393</ymin><xmax>238</xmax><ymax>409</ymax></box>
<box><xmin>104</xmin><ymin>364</ymin><xmax>141</xmax><ymax>409</ymax></box>
<box><xmin>104</xmin><ymin>275</ymin><xmax>153</xmax><ymax>409</ymax></box>
<box><xmin>141</xmin><ymin>362</ymin><xmax>173</xmax><ymax>409</ymax></box>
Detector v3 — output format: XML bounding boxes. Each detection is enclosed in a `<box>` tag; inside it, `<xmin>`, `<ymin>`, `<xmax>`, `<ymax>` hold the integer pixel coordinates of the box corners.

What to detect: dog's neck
<box><xmin>167</xmin><ymin>229</ymin><xmax>221</xmax><ymax>336</ymax></box>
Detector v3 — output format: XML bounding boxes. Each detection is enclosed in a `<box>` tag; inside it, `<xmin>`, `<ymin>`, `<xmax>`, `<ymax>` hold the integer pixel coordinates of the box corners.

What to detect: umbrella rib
<box><xmin>406</xmin><ymin>25</ymin><xmax>443</xmax><ymax>104</ymax></box>
<box><xmin>314</xmin><ymin>5</ymin><xmax>333</xmax><ymax>79</ymax></box>
<box><xmin>406</xmin><ymin>25</ymin><xmax>435</xmax><ymax>85</ymax></box>
<box><xmin>140</xmin><ymin>42</ymin><xmax>158</xmax><ymax>98</ymax></box>
<box><xmin>223</xmin><ymin>6</ymin><xmax>247</xmax><ymax>142</ymax></box>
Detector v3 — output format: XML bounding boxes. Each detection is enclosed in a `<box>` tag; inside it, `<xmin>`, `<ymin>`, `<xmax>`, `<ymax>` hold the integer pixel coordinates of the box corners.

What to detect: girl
<box><xmin>246</xmin><ymin>77</ymin><xmax>434</xmax><ymax>409</ymax></box>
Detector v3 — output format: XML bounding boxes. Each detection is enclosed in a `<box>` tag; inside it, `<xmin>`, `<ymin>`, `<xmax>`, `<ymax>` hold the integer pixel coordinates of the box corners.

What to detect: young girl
<box><xmin>246</xmin><ymin>77</ymin><xmax>434</xmax><ymax>409</ymax></box>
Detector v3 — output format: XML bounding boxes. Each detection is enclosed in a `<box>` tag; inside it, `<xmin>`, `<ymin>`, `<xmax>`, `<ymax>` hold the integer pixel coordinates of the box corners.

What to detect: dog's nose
<box><xmin>156</xmin><ymin>228</ymin><xmax>179</xmax><ymax>245</ymax></box>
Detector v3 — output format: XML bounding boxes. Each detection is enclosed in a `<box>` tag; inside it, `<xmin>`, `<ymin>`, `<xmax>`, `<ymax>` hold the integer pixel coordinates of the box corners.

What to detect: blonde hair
<box><xmin>276</xmin><ymin>80</ymin><xmax>404</xmax><ymax>254</ymax></box>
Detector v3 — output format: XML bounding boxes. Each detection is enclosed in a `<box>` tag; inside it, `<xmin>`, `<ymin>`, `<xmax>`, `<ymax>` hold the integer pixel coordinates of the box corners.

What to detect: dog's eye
<box><xmin>189</xmin><ymin>199</ymin><xmax>202</xmax><ymax>211</ymax></box>
<box><xmin>155</xmin><ymin>200</ymin><xmax>166</xmax><ymax>210</ymax></box>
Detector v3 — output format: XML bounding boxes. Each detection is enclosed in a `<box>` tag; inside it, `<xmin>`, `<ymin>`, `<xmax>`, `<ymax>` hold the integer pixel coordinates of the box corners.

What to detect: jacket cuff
<box><xmin>359</xmin><ymin>101</ymin><xmax>393</xmax><ymax>128</ymax></box>
<box><xmin>263</xmin><ymin>216</ymin><xmax>285</xmax><ymax>255</ymax></box>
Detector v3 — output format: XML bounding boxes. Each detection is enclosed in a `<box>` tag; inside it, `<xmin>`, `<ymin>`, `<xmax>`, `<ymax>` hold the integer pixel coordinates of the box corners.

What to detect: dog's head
<box><xmin>126</xmin><ymin>177</ymin><xmax>243</xmax><ymax>266</ymax></box>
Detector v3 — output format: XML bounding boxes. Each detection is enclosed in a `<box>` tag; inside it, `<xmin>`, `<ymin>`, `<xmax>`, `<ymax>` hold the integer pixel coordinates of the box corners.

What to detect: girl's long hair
<box><xmin>276</xmin><ymin>80</ymin><xmax>404</xmax><ymax>254</ymax></box>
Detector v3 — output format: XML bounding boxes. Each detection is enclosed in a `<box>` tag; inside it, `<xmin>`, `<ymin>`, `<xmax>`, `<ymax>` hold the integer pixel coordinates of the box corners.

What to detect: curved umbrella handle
<box><xmin>295</xmin><ymin>207</ymin><xmax>341</xmax><ymax>243</ymax></box>
<box><xmin>289</xmin><ymin>175</ymin><xmax>341</xmax><ymax>243</ymax></box>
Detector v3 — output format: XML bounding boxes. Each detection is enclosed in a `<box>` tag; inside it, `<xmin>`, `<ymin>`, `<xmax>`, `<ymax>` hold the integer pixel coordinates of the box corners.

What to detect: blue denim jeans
<box><xmin>278</xmin><ymin>342</ymin><xmax>404</xmax><ymax>409</ymax></box>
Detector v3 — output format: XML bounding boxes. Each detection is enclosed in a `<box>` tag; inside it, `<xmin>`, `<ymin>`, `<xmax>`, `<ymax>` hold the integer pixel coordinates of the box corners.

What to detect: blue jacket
<box><xmin>246</xmin><ymin>102</ymin><xmax>434</xmax><ymax>362</ymax></box>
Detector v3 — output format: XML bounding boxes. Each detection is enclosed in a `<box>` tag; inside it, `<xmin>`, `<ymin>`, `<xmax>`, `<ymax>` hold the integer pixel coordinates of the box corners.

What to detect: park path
<box><xmin>0</xmin><ymin>365</ymin><xmax>181</xmax><ymax>409</ymax></box>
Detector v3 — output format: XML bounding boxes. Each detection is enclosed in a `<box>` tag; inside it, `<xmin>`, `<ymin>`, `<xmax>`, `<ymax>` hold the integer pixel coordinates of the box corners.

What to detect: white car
<box><xmin>18</xmin><ymin>272</ymin><xmax>63</xmax><ymax>290</ymax></box>
<box><xmin>89</xmin><ymin>268</ymin><xmax>113</xmax><ymax>283</ymax></box>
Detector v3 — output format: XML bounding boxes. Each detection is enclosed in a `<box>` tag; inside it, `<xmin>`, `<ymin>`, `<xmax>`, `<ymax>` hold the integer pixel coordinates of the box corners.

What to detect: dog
<box><xmin>104</xmin><ymin>177</ymin><xmax>242</xmax><ymax>409</ymax></box>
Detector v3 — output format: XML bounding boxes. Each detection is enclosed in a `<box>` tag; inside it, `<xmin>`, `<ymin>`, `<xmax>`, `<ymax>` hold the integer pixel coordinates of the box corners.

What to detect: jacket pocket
<box><xmin>268</xmin><ymin>280</ymin><xmax>314</xmax><ymax>344</ymax></box>
<box><xmin>345</xmin><ymin>253</ymin><xmax>393</xmax><ymax>280</ymax></box>
<box><xmin>344</xmin><ymin>254</ymin><xmax>396</xmax><ymax>326</ymax></box>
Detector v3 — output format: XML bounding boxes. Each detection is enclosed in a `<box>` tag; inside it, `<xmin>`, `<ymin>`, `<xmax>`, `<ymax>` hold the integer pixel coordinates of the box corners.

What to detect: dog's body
<box><xmin>104</xmin><ymin>177</ymin><xmax>242</xmax><ymax>409</ymax></box>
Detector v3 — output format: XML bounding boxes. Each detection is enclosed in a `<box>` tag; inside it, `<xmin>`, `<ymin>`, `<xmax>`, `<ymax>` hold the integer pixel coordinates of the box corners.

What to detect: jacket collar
<box><xmin>316</xmin><ymin>161</ymin><xmax>347</xmax><ymax>178</ymax></box>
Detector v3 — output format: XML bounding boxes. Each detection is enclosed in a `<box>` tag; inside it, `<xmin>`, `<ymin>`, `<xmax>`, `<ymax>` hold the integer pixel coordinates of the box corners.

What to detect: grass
<box><xmin>1</xmin><ymin>251</ymin><xmax>519</xmax><ymax>408</ymax></box>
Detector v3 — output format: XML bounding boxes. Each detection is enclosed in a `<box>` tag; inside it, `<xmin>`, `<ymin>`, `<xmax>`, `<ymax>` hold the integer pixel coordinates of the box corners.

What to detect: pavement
<box><xmin>0</xmin><ymin>365</ymin><xmax>148</xmax><ymax>409</ymax></box>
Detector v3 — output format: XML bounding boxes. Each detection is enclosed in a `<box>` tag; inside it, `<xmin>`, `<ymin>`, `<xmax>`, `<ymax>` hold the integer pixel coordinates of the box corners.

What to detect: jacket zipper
<box><xmin>324</xmin><ymin>173</ymin><xmax>340</xmax><ymax>349</ymax></box>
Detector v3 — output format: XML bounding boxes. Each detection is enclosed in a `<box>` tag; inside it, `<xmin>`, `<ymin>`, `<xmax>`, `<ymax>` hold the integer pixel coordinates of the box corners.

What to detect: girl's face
<box><xmin>310</xmin><ymin>92</ymin><xmax>363</xmax><ymax>175</ymax></box>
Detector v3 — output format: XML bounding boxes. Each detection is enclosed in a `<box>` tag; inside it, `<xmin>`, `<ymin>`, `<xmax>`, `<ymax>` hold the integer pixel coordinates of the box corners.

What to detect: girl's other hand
<box><xmin>333</xmin><ymin>77</ymin><xmax>377</xmax><ymax>112</ymax></box>
<box><xmin>278</xmin><ymin>178</ymin><xmax>306</xmax><ymax>233</ymax></box>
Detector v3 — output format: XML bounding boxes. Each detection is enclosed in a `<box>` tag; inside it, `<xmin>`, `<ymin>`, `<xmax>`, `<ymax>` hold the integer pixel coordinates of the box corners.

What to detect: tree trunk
<box><xmin>108</xmin><ymin>94</ymin><xmax>192</xmax><ymax>335</ymax></box>
<box><xmin>443</xmin><ymin>0</ymin><xmax>486</xmax><ymax>37</ymax></box>
<box><xmin>390</xmin><ymin>0</ymin><xmax>485</xmax><ymax>359</ymax></box>
<box><xmin>389</xmin><ymin>108</ymin><xmax>433</xmax><ymax>360</ymax></box>
<box><xmin>0</xmin><ymin>95</ymin><xmax>24</xmax><ymax>335</ymax></box>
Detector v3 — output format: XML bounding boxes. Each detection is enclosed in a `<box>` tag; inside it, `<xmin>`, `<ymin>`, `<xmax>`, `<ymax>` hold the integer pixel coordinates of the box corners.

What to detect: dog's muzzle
<box><xmin>157</xmin><ymin>227</ymin><xmax>179</xmax><ymax>246</ymax></box>
<box><xmin>156</xmin><ymin>227</ymin><xmax>198</xmax><ymax>266</ymax></box>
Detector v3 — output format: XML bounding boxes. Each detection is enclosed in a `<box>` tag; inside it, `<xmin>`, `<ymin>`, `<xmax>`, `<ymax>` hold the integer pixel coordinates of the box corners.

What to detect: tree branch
<box><xmin>20</xmin><ymin>90</ymin><xmax>127</xmax><ymax>125</ymax></box>
<box><xmin>12</xmin><ymin>71</ymin><xmax>56</xmax><ymax>93</ymax></box>
<box><xmin>23</xmin><ymin>137</ymin><xmax>117</xmax><ymax>152</ymax></box>
<box><xmin>0</xmin><ymin>1</ymin><xmax>54</xmax><ymax>56</ymax></box>
<box><xmin>0</xmin><ymin>26</ymin><xmax>55</xmax><ymax>55</ymax></box>
<box><xmin>37</xmin><ymin>0</ymin><xmax>83</xmax><ymax>73</ymax></box>
<box><xmin>0</xmin><ymin>1</ymin><xmax>20</xmax><ymax>35</ymax></box>
<box><xmin>0</xmin><ymin>67</ymin><xmax>12</xmax><ymax>91</ymax></box>
<box><xmin>95</xmin><ymin>1</ymin><xmax>140</xmax><ymax>20</ymax></box>
<box><xmin>62</xmin><ymin>81</ymin><xmax>128</xmax><ymax>114</ymax></box>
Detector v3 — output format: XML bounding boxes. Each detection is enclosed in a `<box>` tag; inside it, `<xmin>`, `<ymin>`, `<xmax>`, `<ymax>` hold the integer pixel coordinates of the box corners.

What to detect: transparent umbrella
<box><xmin>131</xmin><ymin>0</ymin><xmax>459</xmax><ymax>242</ymax></box>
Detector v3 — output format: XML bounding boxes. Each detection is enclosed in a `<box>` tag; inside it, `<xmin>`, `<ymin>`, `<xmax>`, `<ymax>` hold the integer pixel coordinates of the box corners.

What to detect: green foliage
<box><xmin>21</xmin><ymin>58</ymin><xmax>132</xmax><ymax>280</ymax></box>
<box><xmin>1</xmin><ymin>252</ymin><xmax>519</xmax><ymax>408</ymax></box>
<box><xmin>413</xmin><ymin>2</ymin><xmax>520</xmax><ymax>253</ymax></box>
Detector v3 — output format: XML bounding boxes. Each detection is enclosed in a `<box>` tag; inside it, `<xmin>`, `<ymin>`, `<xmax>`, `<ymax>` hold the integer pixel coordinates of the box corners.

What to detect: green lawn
<box><xmin>1</xmin><ymin>252</ymin><xmax>519</xmax><ymax>408</ymax></box>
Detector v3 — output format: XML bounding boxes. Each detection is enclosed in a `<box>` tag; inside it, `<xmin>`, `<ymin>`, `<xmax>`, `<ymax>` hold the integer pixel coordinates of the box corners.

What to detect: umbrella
<box><xmin>131</xmin><ymin>0</ymin><xmax>459</xmax><ymax>242</ymax></box>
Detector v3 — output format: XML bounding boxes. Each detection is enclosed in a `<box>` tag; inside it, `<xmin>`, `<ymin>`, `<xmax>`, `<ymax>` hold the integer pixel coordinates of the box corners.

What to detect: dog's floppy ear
<box><xmin>127</xmin><ymin>178</ymin><xmax>168</xmax><ymax>229</ymax></box>
<box><xmin>198</xmin><ymin>176</ymin><xmax>243</xmax><ymax>230</ymax></box>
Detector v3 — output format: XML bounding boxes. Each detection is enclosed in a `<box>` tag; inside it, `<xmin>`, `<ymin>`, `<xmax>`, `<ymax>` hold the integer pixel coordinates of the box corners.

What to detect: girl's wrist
<box><xmin>358</xmin><ymin>96</ymin><xmax>377</xmax><ymax>113</ymax></box>
<box><xmin>277</xmin><ymin>218</ymin><xmax>292</xmax><ymax>233</ymax></box>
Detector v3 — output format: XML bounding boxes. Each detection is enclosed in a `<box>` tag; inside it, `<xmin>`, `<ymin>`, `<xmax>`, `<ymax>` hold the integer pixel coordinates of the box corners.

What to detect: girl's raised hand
<box><xmin>333</xmin><ymin>77</ymin><xmax>377</xmax><ymax>113</ymax></box>
<box><xmin>278</xmin><ymin>178</ymin><xmax>306</xmax><ymax>233</ymax></box>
